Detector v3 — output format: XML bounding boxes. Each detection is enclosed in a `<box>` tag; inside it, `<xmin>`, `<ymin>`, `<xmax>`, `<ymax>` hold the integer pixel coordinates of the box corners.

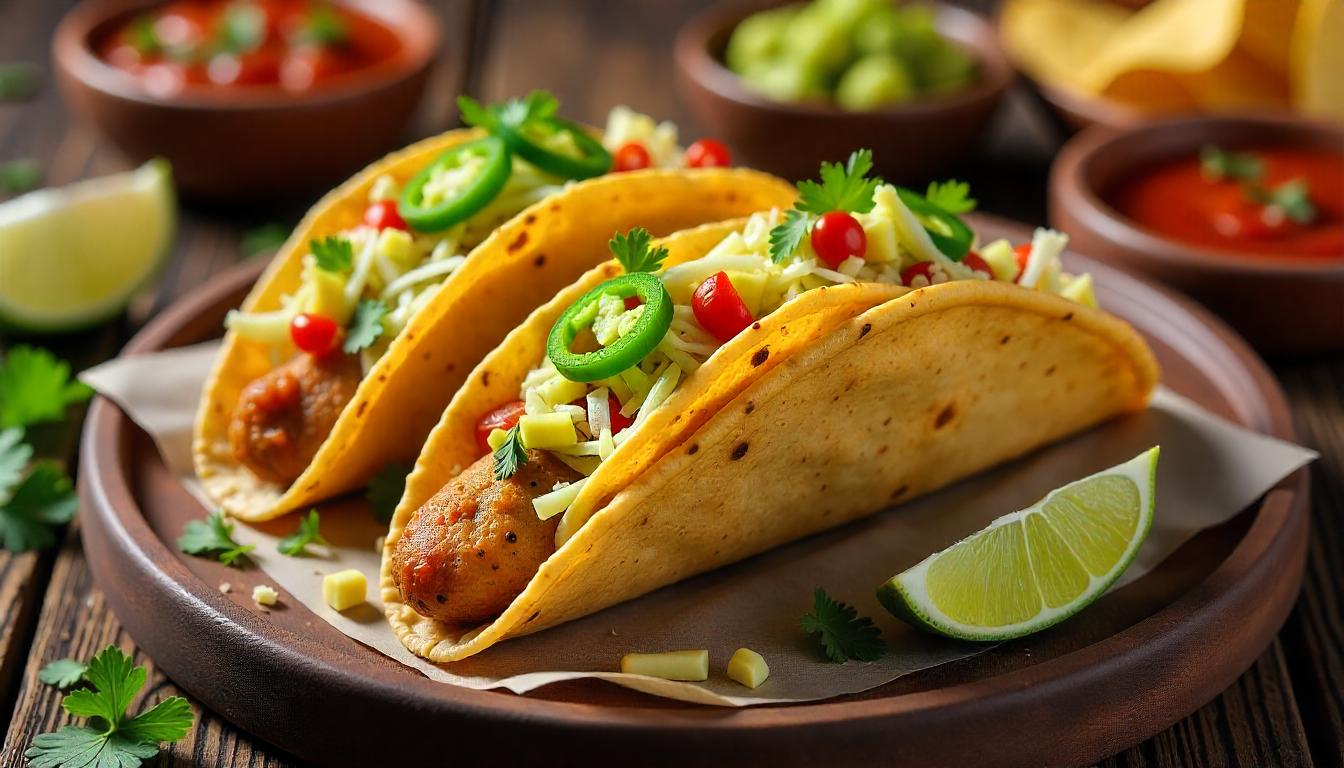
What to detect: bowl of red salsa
<box><xmin>54</xmin><ymin>0</ymin><xmax>440</xmax><ymax>199</ymax></box>
<box><xmin>1049</xmin><ymin>115</ymin><xmax>1344</xmax><ymax>355</ymax></box>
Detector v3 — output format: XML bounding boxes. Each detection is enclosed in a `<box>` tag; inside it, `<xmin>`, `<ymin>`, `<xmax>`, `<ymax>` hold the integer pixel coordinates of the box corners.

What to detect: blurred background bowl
<box><xmin>1050</xmin><ymin>114</ymin><xmax>1344</xmax><ymax>355</ymax></box>
<box><xmin>53</xmin><ymin>0</ymin><xmax>439</xmax><ymax>202</ymax></box>
<box><xmin>674</xmin><ymin>0</ymin><xmax>1012</xmax><ymax>182</ymax></box>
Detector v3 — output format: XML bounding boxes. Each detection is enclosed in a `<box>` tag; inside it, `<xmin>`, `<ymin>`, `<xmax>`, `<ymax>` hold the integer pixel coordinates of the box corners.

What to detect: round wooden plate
<box><xmin>79</xmin><ymin>215</ymin><xmax>1309</xmax><ymax>768</ymax></box>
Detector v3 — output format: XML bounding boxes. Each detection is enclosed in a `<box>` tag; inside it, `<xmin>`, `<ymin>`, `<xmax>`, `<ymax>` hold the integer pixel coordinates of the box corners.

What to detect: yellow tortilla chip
<box><xmin>1293</xmin><ymin>0</ymin><xmax>1344</xmax><ymax>121</ymax></box>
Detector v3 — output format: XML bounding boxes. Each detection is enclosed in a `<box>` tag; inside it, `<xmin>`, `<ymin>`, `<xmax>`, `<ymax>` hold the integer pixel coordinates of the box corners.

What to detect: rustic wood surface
<box><xmin>0</xmin><ymin>1</ymin><xmax>1339</xmax><ymax>766</ymax></box>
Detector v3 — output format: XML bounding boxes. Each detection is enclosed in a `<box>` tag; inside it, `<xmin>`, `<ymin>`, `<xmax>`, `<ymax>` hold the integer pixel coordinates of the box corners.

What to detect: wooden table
<box><xmin>1</xmin><ymin>1</ymin><xmax>1340</xmax><ymax>766</ymax></box>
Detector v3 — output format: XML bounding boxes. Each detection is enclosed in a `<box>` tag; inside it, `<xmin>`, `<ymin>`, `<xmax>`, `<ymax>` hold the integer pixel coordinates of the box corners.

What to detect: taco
<box><xmin>193</xmin><ymin>93</ymin><xmax>795</xmax><ymax>521</ymax></box>
<box><xmin>381</xmin><ymin>151</ymin><xmax>1159</xmax><ymax>662</ymax></box>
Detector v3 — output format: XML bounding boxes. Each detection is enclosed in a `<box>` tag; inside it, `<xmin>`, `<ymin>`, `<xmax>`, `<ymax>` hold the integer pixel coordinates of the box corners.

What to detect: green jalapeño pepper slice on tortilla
<box><xmin>896</xmin><ymin>187</ymin><xmax>974</xmax><ymax>261</ymax></box>
<box><xmin>548</xmin><ymin>273</ymin><xmax>673</xmax><ymax>382</ymax></box>
<box><xmin>502</xmin><ymin>117</ymin><xmax>614</xmax><ymax>181</ymax></box>
<box><xmin>398</xmin><ymin>136</ymin><xmax>512</xmax><ymax>232</ymax></box>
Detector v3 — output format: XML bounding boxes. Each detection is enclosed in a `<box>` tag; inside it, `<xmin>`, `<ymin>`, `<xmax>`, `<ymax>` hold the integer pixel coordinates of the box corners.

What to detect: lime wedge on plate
<box><xmin>878</xmin><ymin>447</ymin><xmax>1159</xmax><ymax>641</ymax></box>
<box><xmin>0</xmin><ymin>159</ymin><xmax>174</xmax><ymax>333</ymax></box>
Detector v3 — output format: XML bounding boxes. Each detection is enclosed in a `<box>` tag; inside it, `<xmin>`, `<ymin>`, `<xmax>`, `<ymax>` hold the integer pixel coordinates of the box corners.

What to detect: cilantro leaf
<box><xmin>492</xmin><ymin>423</ymin><xmax>528</xmax><ymax>481</ymax></box>
<box><xmin>801</xmin><ymin>587</ymin><xmax>886</xmax><ymax>663</ymax></box>
<box><xmin>0</xmin><ymin>346</ymin><xmax>94</xmax><ymax>429</ymax></box>
<box><xmin>38</xmin><ymin>659</ymin><xmax>88</xmax><ymax>690</ymax></box>
<box><xmin>310</xmin><ymin>235</ymin><xmax>353</xmax><ymax>273</ymax></box>
<box><xmin>24</xmin><ymin>645</ymin><xmax>192</xmax><ymax>768</ymax></box>
<box><xmin>1252</xmin><ymin>178</ymin><xmax>1317</xmax><ymax>225</ymax></box>
<box><xmin>276</xmin><ymin>509</ymin><xmax>327</xmax><ymax>557</ymax></box>
<box><xmin>457</xmin><ymin>95</ymin><xmax>498</xmax><ymax>132</ymax></box>
<box><xmin>367</xmin><ymin>463</ymin><xmax>411</xmax><ymax>524</ymax></box>
<box><xmin>459</xmin><ymin>90</ymin><xmax>560</xmax><ymax>135</ymax></box>
<box><xmin>795</xmin><ymin>149</ymin><xmax>882</xmax><ymax>216</ymax></box>
<box><xmin>343</xmin><ymin>299</ymin><xmax>389</xmax><ymax>355</ymax></box>
<box><xmin>0</xmin><ymin>158</ymin><xmax>41</xmax><ymax>194</ymax></box>
<box><xmin>0</xmin><ymin>427</ymin><xmax>33</xmax><ymax>498</ymax></box>
<box><xmin>176</xmin><ymin>511</ymin><xmax>254</xmax><ymax>567</ymax></box>
<box><xmin>128</xmin><ymin>16</ymin><xmax>161</xmax><ymax>57</ymax></box>
<box><xmin>0</xmin><ymin>62</ymin><xmax>39</xmax><ymax>101</ymax></box>
<box><xmin>768</xmin><ymin>209</ymin><xmax>815</xmax><ymax>264</ymax></box>
<box><xmin>924</xmin><ymin>179</ymin><xmax>976</xmax><ymax>214</ymax></box>
<box><xmin>1200</xmin><ymin>145</ymin><xmax>1263</xmax><ymax>183</ymax></box>
<box><xmin>293</xmin><ymin>6</ymin><xmax>348</xmax><ymax>47</ymax></box>
<box><xmin>215</xmin><ymin>3</ymin><xmax>265</xmax><ymax>55</ymax></box>
<box><xmin>242</xmin><ymin>223</ymin><xmax>289</xmax><ymax>259</ymax></box>
<box><xmin>609</xmin><ymin>228</ymin><xmax>668</xmax><ymax>273</ymax></box>
<box><xmin>0</xmin><ymin>461</ymin><xmax>77</xmax><ymax>552</ymax></box>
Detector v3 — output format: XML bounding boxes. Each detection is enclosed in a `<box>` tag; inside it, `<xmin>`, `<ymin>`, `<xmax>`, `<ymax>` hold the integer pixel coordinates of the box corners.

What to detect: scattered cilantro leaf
<box><xmin>458</xmin><ymin>90</ymin><xmax>560</xmax><ymax>134</ymax></box>
<box><xmin>768</xmin><ymin>209</ymin><xmax>815</xmax><ymax>264</ymax></box>
<box><xmin>242</xmin><ymin>223</ymin><xmax>289</xmax><ymax>259</ymax></box>
<box><xmin>0</xmin><ymin>62</ymin><xmax>39</xmax><ymax>101</ymax></box>
<box><xmin>277</xmin><ymin>509</ymin><xmax>327</xmax><ymax>557</ymax></box>
<box><xmin>215</xmin><ymin>3</ymin><xmax>265</xmax><ymax>55</ymax></box>
<box><xmin>609</xmin><ymin>227</ymin><xmax>668</xmax><ymax>273</ymax></box>
<box><xmin>38</xmin><ymin>659</ymin><xmax>88</xmax><ymax>690</ymax></box>
<box><xmin>293</xmin><ymin>6</ymin><xmax>348</xmax><ymax>47</ymax></box>
<box><xmin>343</xmin><ymin>299</ymin><xmax>389</xmax><ymax>354</ymax></box>
<box><xmin>801</xmin><ymin>587</ymin><xmax>886</xmax><ymax>663</ymax></box>
<box><xmin>492</xmin><ymin>424</ymin><xmax>527</xmax><ymax>481</ymax></box>
<box><xmin>367</xmin><ymin>463</ymin><xmax>410</xmax><ymax>524</ymax></box>
<box><xmin>1250</xmin><ymin>178</ymin><xmax>1317</xmax><ymax>225</ymax></box>
<box><xmin>0</xmin><ymin>427</ymin><xmax>33</xmax><ymax>498</ymax></box>
<box><xmin>24</xmin><ymin>645</ymin><xmax>192</xmax><ymax>768</ymax></box>
<box><xmin>310</xmin><ymin>235</ymin><xmax>353</xmax><ymax>273</ymax></box>
<box><xmin>796</xmin><ymin>149</ymin><xmax>882</xmax><ymax>216</ymax></box>
<box><xmin>0</xmin><ymin>346</ymin><xmax>94</xmax><ymax>429</ymax></box>
<box><xmin>924</xmin><ymin>179</ymin><xmax>976</xmax><ymax>214</ymax></box>
<box><xmin>176</xmin><ymin>511</ymin><xmax>254</xmax><ymax>567</ymax></box>
<box><xmin>0</xmin><ymin>158</ymin><xmax>41</xmax><ymax>194</ymax></box>
<box><xmin>0</xmin><ymin>461</ymin><xmax>77</xmax><ymax>552</ymax></box>
<box><xmin>128</xmin><ymin>15</ymin><xmax>161</xmax><ymax>57</ymax></box>
<box><xmin>456</xmin><ymin>95</ymin><xmax>497</xmax><ymax>132</ymax></box>
<box><xmin>1199</xmin><ymin>145</ymin><xmax>1263</xmax><ymax>183</ymax></box>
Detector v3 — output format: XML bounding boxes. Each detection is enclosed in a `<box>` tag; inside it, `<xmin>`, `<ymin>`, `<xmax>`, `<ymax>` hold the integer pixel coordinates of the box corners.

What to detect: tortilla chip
<box><xmin>1293</xmin><ymin>0</ymin><xmax>1344</xmax><ymax>121</ymax></box>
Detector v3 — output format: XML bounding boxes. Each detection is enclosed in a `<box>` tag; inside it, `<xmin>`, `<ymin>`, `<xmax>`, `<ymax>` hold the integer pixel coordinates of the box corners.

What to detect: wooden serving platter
<box><xmin>78</xmin><ymin>215</ymin><xmax>1308</xmax><ymax>768</ymax></box>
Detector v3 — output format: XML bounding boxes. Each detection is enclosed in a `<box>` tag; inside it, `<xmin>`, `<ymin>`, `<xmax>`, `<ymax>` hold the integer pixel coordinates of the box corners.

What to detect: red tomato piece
<box><xmin>572</xmin><ymin>393</ymin><xmax>633</xmax><ymax>433</ymax></box>
<box><xmin>963</xmin><ymin>251</ymin><xmax>992</xmax><ymax>277</ymax></box>
<box><xmin>289</xmin><ymin>313</ymin><xmax>339</xmax><ymax>355</ymax></box>
<box><xmin>900</xmin><ymin>262</ymin><xmax>936</xmax><ymax>287</ymax></box>
<box><xmin>684</xmin><ymin>139</ymin><xmax>731</xmax><ymax>168</ymax></box>
<box><xmin>613</xmin><ymin>141</ymin><xmax>652</xmax><ymax>173</ymax></box>
<box><xmin>363</xmin><ymin>200</ymin><xmax>409</xmax><ymax>232</ymax></box>
<box><xmin>475</xmin><ymin>400</ymin><xmax>526</xmax><ymax>454</ymax></box>
<box><xmin>692</xmin><ymin>271</ymin><xmax>754</xmax><ymax>342</ymax></box>
<box><xmin>1013</xmin><ymin>243</ymin><xmax>1032</xmax><ymax>282</ymax></box>
<box><xmin>810</xmin><ymin>211</ymin><xmax>866</xmax><ymax>269</ymax></box>
<box><xmin>623</xmin><ymin>295</ymin><xmax>642</xmax><ymax>311</ymax></box>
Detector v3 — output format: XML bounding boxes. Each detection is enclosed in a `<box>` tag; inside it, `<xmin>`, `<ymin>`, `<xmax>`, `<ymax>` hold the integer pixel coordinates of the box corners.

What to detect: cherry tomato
<box><xmin>692</xmin><ymin>271</ymin><xmax>754</xmax><ymax>342</ymax></box>
<box><xmin>613</xmin><ymin>141</ymin><xmax>652</xmax><ymax>173</ymax></box>
<box><xmin>289</xmin><ymin>313</ymin><xmax>339</xmax><ymax>355</ymax></box>
<box><xmin>684</xmin><ymin>139</ymin><xmax>731</xmax><ymax>168</ymax></box>
<box><xmin>363</xmin><ymin>200</ymin><xmax>409</xmax><ymax>232</ymax></box>
<box><xmin>900</xmin><ymin>262</ymin><xmax>936</xmax><ymax>287</ymax></box>
<box><xmin>572</xmin><ymin>393</ymin><xmax>633</xmax><ymax>433</ymax></box>
<box><xmin>475</xmin><ymin>400</ymin><xmax>526</xmax><ymax>454</ymax></box>
<box><xmin>810</xmin><ymin>211</ymin><xmax>866</xmax><ymax>269</ymax></box>
<box><xmin>1013</xmin><ymin>243</ymin><xmax>1032</xmax><ymax>282</ymax></box>
<box><xmin>963</xmin><ymin>251</ymin><xmax>992</xmax><ymax>277</ymax></box>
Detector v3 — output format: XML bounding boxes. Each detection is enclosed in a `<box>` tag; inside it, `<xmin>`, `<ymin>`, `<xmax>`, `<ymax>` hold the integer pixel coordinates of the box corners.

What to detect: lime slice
<box><xmin>0</xmin><ymin>159</ymin><xmax>175</xmax><ymax>333</ymax></box>
<box><xmin>878</xmin><ymin>447</ymin><xmax>1159</xmax><ymax>641</ymax></box>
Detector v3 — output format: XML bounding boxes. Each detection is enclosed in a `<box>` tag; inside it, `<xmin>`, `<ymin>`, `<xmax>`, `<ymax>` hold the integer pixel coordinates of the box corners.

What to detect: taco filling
<box><xmin>222</xmin><ymin>95</ymin><xmax>720</xmax><ymax>485</ymax></box>
<box><xmin>392</xmin><ymin>151</ymin><xmax>1100</xmax><ymax>625</ymax></box>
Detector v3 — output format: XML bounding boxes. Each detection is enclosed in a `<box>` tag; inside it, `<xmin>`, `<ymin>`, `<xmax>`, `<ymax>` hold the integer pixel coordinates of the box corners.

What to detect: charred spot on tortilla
<box><xmin>859</xmin><ymin>323</ymin><xmax>872</xmax><ymax>339</ymax></box>
<box><xmin>1001</xmin><ymin>334</ymin><xmax>1011</xmax><ymax>345</ymax></box>
<box><xmin>745</xmin><ymin>402</ymin><xmax>755</xmax><ymax>414</ymax></box>
<box><xmin>751</xmin><ymin>347</ymin><xmax>769</xmax><ymax>366</ymax></box>
<box><xmin>731</xmin><ymin>442</ymin><xmax>749</xmax><ymax>460</ymax></box>
<box><xmin>534</xmin><ymin>254</ymin><xmax>546</xmax><ymax>267</ymax></box>
<box><xmin>505</xmin><ymin>531</ymin><xmax>517</xmax><ymax>543</ymax></box>
<box><xmin>1063</xmin><ymin>312</ymin><xmax>1074</xmax><ymax>321</ymax></box>
<box><xmin>1045</xmin><ymin>365</ymin><xmax>1057</xmax><ymax>377</ymax></box>
<box><xmin>524</xmin><ymin>213</ymin><xmax>537</xmax><ymax>225</ymax></box>
<box><xmin>687</xmin><ymin>443</ymin><xmax>700</xmax><ymax>455</ymax></box>
<box><xmin>935</xmin><ymin>403</ymin><xmax>957</xmax><ymax>430</ymax></box>
<box><xmin>481</xmin><ymin>370</ymin><xmax>491</xmax><ymax>387</ymax></box>
<box><xmin>508</xmin><ymin>231</ymin><xmax>529</xmax><ymax>252</ymax></box>
<box><xmin>751</xmin><ymin>321</ymin><xmax>761</xmax><ymax>330</ymax></box>
<box><xmin>891</xmin><ymin>484</ymin><xmax>910</xmax><ymax>500</ymax></box>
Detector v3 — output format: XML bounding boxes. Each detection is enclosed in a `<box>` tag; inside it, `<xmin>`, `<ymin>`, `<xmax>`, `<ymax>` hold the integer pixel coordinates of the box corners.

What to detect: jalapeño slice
<box><xmin>896</xmin><ymin>187</ymin><xmax>974</xmax><ymax>261</ymax></box>
<box><xmin>398</xmin><ymin>136</ymin><xmax>511</xmax><ymax>232</ymax></box>
<box><xmin>502</xmin><ymin>117</ymin><xmax>613</xmax><ymax>180</ymax></box>
<box><xmin>547</xmin><ymin>273</ymin><xmax>672</xmax><ymax>383</ymax></box>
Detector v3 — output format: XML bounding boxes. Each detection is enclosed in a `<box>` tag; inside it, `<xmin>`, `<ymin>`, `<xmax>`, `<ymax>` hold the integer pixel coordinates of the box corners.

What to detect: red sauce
<box><xmin>1109</xmin><ymin>147</ymin><xmax>1344</xmax><ymax>259</ymax></box>
<box><xmin>98</xmin><ymin>0</ymin><xmax>403</xmax><ymax>96</ymax></box>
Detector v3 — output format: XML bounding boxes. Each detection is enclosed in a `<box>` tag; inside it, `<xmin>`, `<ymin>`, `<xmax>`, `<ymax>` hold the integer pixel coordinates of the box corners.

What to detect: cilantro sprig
<box><xmin>310</xmin><ymin>235</ymin><xmax>353</xmax><ymax>273</ymax></box>
<box><xmin>1249</xmin><ymin>179</ymin><xmax>1317</xmax><ymax>225</ymax></box>
<box><xmin>769</xmin><ymin>150</ymin><xmax>882</xmax><ymax>263</ymax></box>
<box><xmin>367</xmin><ymin>463</ymin><xmax>411</xmax><ymax>524</ymax></box>
<box><xmin>343</xmin><ymin>298</ymin><xmax>389</xmax><ymax>354</ymax></box>
<box><xmin>176</xmin><ymin>511</ymin><xmax>254</xmax><ymax>567</ymax></box>
<box><xmin>0</xmin><ymin>346</ymin><xmax>94</xmax><ymax>429</ymax></box>
<box><xmin>38</xmin><ymin>659</ymin><xmax>89</xmax><ymax>690</ymax></box>
<box><xmin>277</xmin><ymin>509</ymin><xmax>327</xmax><ymax>557</ymax></box>
<box><xmin>924</xmin><ymin>179</ymin><xmax>976</xmax><ymax>214</ymax></box>
<box><xmin>459</xmin><ymin>90</ymin><xmax>560</xmax><ymax>135</ymax></box>
<box><xmin>1199</xmin><ymin>145</ymin><xmax>1263</xmax><ymax>183</ymax></box>
<box><xmin>492</xmin><ymin>423</ymin><xmax>528</xmax><ymax>481</ymax></box>
<box><xmin>1</xmin><ymin>158</ymin><xmax>41</xmax><ymax>194</ymax></box>
<box><xmin>1199</xmin><ymin>145</ymin><xmax>1317</xmax><ymax>226</ymax></box>
<box><xmin>610</xmin><ymin>227</ymin><xmax>668</xmax><ymax>274</ymax></box>
<box><xmin>1</xmin><ymin>428</ymin><xmax>78</xmax><ymax>553</ymax></box>
<box><xmin>801</xmin><ymin>587</ymin><xmax>886</xmax><ymax>663</ymax></box>
<box><xmin>24</xmin><ymin>646</ymin><xmax>192</xmax><ymax>768</ymax></box>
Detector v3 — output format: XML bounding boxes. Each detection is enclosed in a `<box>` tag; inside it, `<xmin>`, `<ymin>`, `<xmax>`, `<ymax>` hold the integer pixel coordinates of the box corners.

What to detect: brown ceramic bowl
<box><xmin>1050</xmin><ymin>114</ymin><xmax>1344</xmax><ymax>355</ymax></box>
<box><xmin>54</xmin><ymin>0</ymin><xmax>439</xmax><ymax>201</ymax></box>
<box><xmin>674</xmin><ymin>0</ymin><xmax>1013</xmax><ymax>182</ymax></box>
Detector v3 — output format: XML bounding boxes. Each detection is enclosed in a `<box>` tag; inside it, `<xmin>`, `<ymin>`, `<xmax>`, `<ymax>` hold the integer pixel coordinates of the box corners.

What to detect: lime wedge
<box><xmin>0</xmin><ymin>159</ymin><xmax>175</xmax><ymax>333</ymax></box>
<box><xmin>878</xmin><ymin>447</ymin><xmax>1159</xmax><ymax>641</ymax></box>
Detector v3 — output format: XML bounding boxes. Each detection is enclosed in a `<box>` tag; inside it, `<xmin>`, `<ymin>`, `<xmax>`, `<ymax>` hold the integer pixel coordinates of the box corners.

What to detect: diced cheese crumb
<box><xmin>218</xmin><ymin>582</ymin><xmax>231</xmax><ymax>594</ymax></box>
<box><xmin>727</xmin><ymin>647</ymin><xmax>770</xmax><ymax>689</ymax></box>
<box><xmin>322</xmin><ymin>570</ymin><xmax>368</xmax><ymax>612</ymax></box>
<box><xmin>374</xmin><ymin>535</ymin><xmax>386</xmax><ymax>553</ymax></box>
<box><xmin>619</xmin><ymin>650</ymin><xmax>709</xmax><ymax>681</ymax></box>
<box><xmin>252</xmin><ymin>585</ymin><xmax>278</xmax><ymax>607</ymax></box>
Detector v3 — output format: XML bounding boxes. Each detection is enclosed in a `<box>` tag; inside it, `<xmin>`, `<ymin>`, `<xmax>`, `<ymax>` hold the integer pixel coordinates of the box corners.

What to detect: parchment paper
<box><xmin>82</xmin><ymin>342</ymin><xmax>1316</xmax><ymax>706</ymax></box>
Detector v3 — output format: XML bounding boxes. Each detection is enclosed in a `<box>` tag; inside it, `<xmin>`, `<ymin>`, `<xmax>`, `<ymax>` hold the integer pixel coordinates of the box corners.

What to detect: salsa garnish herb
<box><xmin>801</xmin><ymin>587</ymin><xmax>886</xmax><ymax>663</ymax></box>
<box><xmin>769</xmin><ymin>149</ymin><xmax>883</xmax><ymax>264</ymax></box>
<box><xmin>343</xmin><ymin>299</ymin><xmax>389</xmax><ymax>355</ymax></box>
<box><xmin>177</xmin><ymin>510</ymin><xmax>255</xmax><ymax>566</ymax></box>
<box><xmin>492</xmin><ymin>423</ymin><xmax>528</xmax><ymax>481</ymax></box>
<box><xmin>277</xmin><ymin>509</ymin><xmax>328</xmax><ymax>556</ymax></box>
<box><xmin>1199</xmin><ymin>144</ymin><xmax>1318</xmax><ymax>226</ymax></box>
<box><xmin>924</xmin><ymin>179</ymin><xmax>977</xmax><ymax>215</ymax></box>
<box><xmin>609</xmin><ymin>227</ymin><xmax>669</xmax><ymax>273</ymax></box>
<box><xmin>310</xmin><ymin>235</ymin><xmax>353</xmax><ymax>273</ymax></box>
<box><xmin>1199</xmin><ymin>145</ymin><xmax>1264</xmax><ymax>183</ymax></box>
